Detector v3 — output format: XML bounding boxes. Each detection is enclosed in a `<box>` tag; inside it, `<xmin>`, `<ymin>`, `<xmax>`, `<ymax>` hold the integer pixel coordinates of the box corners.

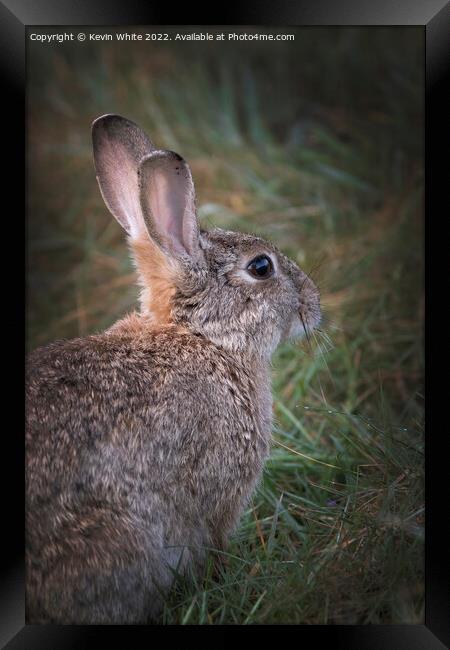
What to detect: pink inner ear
<box><xmin>146</xmin><ymin>164</ymin><xmax>196</xmax><ymax>256</ymax></box>
<box><xmin>138</xmin><ymin>149</ymin><xmax>202</xmax><ymax>260</ymax></box>
<box><xmin>97</xmin><ymin>140</ymin><xmax>146</xmax><ymax>238</ymax></box>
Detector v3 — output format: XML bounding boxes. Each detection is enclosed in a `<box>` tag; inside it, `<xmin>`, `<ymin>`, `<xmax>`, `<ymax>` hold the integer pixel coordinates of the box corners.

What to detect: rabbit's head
<box><xmin>93</xmin><ymin>114</ymin><xmax>321</xmax><ymax>358</ymax></box>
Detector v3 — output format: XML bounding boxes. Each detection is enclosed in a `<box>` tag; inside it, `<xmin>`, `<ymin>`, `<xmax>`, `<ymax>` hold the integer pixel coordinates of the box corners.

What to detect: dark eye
<box><xmin>247</xmin><ymin>255</ymin><xmax>274</xmax><ymax>279</ymax></box>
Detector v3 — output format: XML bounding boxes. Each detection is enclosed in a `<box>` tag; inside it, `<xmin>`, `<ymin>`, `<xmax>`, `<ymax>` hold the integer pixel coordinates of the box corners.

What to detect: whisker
<box><xmin>316</xmin><ymin>328</ymin><xmax>335</xmax><ymax>351</ymax></box>
<box><xmin>299</xmin><ymin>256</ymin><xmax>325</xmax><ymax>294</ymax></box>
<box><xmin>311</xmin><ymin>328</ymin><xmax>336</xmax><ymax>388</ymax></box>
<box><xmin>321</xmin><ymin>317</ymin><xmax>345</xmax><ymax>334</ymax></box>
<box><xmin>305</xmin><ymin>254</ymin><xmax>328</xmax><ymax>283</ymax></box>
<box><xmin>299</xmin><ymin>312</ymin><xmax>313</xmax><ymax>353</ymax></box>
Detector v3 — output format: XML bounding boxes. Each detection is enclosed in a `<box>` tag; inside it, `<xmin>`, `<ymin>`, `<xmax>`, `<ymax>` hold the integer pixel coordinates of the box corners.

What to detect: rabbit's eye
<box><xmin>247</xmin><ymin>255</ymin><xmax>274</xmax><ymax>279</ymax></box>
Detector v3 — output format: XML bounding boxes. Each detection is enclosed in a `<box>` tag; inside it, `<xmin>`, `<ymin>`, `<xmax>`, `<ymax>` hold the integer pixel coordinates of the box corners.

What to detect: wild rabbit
<box><xmin>26</xmin><ymin>114</ymin><xmax>321</xmax><ymax>624</ymax></box>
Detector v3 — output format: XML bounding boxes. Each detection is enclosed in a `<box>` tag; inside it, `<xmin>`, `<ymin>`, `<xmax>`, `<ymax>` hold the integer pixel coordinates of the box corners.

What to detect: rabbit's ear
<box><xmin>92</xmin><ymin>114</ymin><xmax>154</xmax><ymax>238</ymax></box>
<box><xmin>138</xmin><ymin>151</ymin><xmax>203</xmax><ymax>261</ymax></box>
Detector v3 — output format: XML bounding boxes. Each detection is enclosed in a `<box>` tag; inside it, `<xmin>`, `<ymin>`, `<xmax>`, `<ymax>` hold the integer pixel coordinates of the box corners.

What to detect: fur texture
<box><xmin>26</xmin><ymin>115</ymin><xmax>321</xmax><ymax>624</ymax></box>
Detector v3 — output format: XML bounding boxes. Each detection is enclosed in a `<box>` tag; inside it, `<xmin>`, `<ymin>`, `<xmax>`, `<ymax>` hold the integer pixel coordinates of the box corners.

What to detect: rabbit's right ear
<box><xmin>138</xmin><ymin>151</ymin><xmax>203</xmax><ymax>263</ymax></box>
<box><xmin>92</xmin><ymin>114</ymin><xmax>154</xmax><ymax>238</ymax></box>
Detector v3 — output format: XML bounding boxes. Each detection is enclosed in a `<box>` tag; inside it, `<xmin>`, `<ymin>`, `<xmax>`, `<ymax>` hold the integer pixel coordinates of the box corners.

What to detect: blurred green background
<box><xmin>26</xmin><ymin>27</ymin><xmax>424</xmax><ymax>624</ymax></box>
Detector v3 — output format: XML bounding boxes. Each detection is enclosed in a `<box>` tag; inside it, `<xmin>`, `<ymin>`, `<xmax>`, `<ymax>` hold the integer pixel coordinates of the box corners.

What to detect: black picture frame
<box><xmin>2</xmin><ymin>0</ymin><xmax>448</xmax><ymax>646</ymax></box>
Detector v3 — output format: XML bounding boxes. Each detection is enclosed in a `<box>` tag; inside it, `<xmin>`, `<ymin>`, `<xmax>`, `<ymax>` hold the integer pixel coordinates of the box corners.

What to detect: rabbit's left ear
<box><xmin>138</xmin><ymin>150</ymin><xmax>203</xmax><ymax>262</ymax></box>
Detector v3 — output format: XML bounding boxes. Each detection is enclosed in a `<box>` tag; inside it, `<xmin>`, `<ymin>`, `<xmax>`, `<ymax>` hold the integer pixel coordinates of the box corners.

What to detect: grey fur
<box><xmin>26</xmin><ymin>115</ymin><xmax>321</xmax><ymax>624</ymax></box>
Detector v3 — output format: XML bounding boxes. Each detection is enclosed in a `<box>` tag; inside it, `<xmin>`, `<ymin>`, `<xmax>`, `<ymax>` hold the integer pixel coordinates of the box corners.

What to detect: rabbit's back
<box><xmin>26</xmin><ymin>318</ymin><xmax>272</xmax><ymax>623</ymax></box>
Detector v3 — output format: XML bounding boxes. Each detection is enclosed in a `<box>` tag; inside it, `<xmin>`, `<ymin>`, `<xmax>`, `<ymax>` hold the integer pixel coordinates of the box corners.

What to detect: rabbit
<box><xmin>25</xmin><ymin>114</ymin><xmax>321</xmax><ymax>624</ymax></box>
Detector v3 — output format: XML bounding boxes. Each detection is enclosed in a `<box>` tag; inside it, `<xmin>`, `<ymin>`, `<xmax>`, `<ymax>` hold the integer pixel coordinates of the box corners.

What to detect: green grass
<box><xmin>26</xmin><ymin>27</ymin><xmax>424</xmax><ymax>624</ymax></box>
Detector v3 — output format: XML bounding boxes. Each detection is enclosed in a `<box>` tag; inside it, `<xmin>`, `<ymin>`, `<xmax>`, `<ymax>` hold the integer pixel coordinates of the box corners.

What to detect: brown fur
<box><xmin>26</xmin><ymin>325</ymin><xmax>272</xmax><ymax>623</ymax></box>
<box><xmin>130</xmin><ymin>235</ymin><xmax>178</xmax><ymax>323</ymax></box>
